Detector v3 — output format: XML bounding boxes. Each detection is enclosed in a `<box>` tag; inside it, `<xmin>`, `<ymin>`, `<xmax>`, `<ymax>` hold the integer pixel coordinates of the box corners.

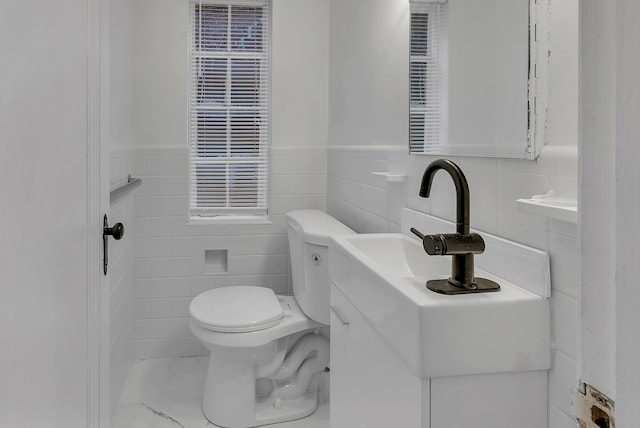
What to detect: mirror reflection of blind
<box><xmin>409</xmin><ymin>0</ymin><xmax>448</xmax><ymax>153</ymax></box>
<box><xmin>189</xmin><ymin>0</ymin><xmax>270</xmax><ymax>218</ymax></box>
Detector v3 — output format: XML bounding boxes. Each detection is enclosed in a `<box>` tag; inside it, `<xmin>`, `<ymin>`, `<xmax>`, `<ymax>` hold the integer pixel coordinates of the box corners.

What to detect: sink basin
<box><xmin>329</xmin><ymin>233</ymin><xmax>550</xmax><ymax>378</ymax></box>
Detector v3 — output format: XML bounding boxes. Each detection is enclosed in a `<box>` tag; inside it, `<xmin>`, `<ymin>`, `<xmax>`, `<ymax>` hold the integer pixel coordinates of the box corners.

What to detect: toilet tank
<box><xmin>286</xmin><ymin>210</ymin><xmax>355</xmax><ymax>325</ymax></box>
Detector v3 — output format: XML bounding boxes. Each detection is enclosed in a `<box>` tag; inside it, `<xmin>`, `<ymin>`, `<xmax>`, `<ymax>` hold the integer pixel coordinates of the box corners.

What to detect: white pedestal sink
<box><xmin>329</xmin><ymin>208</ymin><xmax>551</xmax><ymax>428</ymax></box>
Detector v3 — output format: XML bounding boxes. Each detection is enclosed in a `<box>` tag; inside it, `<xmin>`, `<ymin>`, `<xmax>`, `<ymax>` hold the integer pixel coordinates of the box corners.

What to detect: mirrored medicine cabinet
<box><xmin>409</xmin><ymin>0</ymin><xmax>549</xmax><ymax>160</ymax></box>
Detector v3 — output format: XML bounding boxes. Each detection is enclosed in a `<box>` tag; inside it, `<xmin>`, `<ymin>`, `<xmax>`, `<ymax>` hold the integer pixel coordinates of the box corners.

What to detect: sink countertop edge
<box><xmin>329</xmin><ymin>233</ymin><xmax>551</xmax><ymax>378</ymax></box>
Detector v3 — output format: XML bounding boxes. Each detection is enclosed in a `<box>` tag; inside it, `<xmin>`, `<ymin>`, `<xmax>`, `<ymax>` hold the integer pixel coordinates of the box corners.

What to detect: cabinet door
<box><xmin>330</xmin><ymin>283</ymin><xmax>424</xmax><ymax>428</ymax></box>
<box><xmin>431</xmin><ymin>371</ymin><xmax>548</xmax><ymax>428</ymax></box>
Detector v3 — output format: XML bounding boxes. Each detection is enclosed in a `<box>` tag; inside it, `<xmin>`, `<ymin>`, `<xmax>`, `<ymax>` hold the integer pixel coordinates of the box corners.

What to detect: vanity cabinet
<box><xmin>330</xmin><ymin>283</ymin><xmax>548</xmax><ymax>428</ymax></box>
<box><xmin>330</xmin><ymin>283</ymin><xmax>425</xmax><ymax>428</ymax></box>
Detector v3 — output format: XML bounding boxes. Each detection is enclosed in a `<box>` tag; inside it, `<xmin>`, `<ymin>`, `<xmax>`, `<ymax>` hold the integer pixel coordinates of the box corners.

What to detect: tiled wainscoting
<box><xmin>131</xmin><ymin>145</ymin><xmax>327</xmax><ymax>359</ymax></box>
<box><xmin>327</xmin><ymin>145</ymin><xmax>408</xmax><ymax>233</ymax></box>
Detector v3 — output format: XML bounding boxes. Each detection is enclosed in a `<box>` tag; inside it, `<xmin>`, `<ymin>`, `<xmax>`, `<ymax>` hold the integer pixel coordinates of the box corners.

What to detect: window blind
<box><xmin>189</xmin><ymin>0</ymin><xmax>270</xmax><ymax>218</ymax></box>
<box><xmin>409</xmin><ymin>0</ymin><xmax>448</xmax><ymax>153</ymax></box>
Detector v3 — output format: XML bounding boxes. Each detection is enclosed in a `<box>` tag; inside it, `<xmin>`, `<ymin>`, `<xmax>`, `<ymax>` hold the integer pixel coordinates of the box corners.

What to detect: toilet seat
<box><xmin>190</xmin><ymin>286</ymin><xmax>283</xmax><ymax>333</ymax></box>
<box><xmin>190</xmin><ymin>295</ymin><xmax>322</xmax><ymax>349</ymax></box>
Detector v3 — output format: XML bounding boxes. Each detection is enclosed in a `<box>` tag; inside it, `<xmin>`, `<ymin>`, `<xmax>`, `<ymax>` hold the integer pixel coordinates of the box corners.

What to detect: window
<box><xmin>409</xmin><ymin>0</ymin><xmax>448</xmax><ymax>153</ymax></box>
<box><xmin>189</xmin><ymin>0</ymin><xmax>270</xmax><ymax>219</ymax></box>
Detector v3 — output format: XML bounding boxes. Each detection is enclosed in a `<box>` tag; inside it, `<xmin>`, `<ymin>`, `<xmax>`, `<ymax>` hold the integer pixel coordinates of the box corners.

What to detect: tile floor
<box><xmin>113</xmin><ymin>357</ymin><xmax>330</xmax><ymax>428</ymax></box>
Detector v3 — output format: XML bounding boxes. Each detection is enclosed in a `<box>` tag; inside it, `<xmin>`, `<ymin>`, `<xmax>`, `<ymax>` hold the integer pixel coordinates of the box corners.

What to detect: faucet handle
<box><xmin>411</xmin><ymin>228</ymin><xmax>447</xmax><ymax>255</ymax></box>
<box><xmin>411</xmin><ymin>227</ymin><xmax>485</xmax><ymax>255</ymax></box>
<box><xmin>412</xmin><ymin>229</ymin><xmax>485</xmax><ymax>256</ymax></box>
<box><xmin>426</xmin><ymin>233</ymin><xmax>485</xmax><ymax>256</ymax></box>
<box><xmin>410</xmin><ymin>227</ymin><xmax>425</xmax><ymax>240</ymax></box>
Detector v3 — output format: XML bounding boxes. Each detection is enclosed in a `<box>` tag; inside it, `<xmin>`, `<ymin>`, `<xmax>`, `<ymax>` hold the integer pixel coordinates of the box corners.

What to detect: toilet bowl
<box><xmin>189</xmin><ymin>210</ymin><xmax>355</xmax><ymax>428</ymax></box>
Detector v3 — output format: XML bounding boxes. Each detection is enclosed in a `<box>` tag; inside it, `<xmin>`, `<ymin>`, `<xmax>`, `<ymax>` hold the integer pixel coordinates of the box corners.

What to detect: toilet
<box><xmin>189</xmin><ymin>209</ymin><xmax>355</xmax><ymax>428</ymax></box>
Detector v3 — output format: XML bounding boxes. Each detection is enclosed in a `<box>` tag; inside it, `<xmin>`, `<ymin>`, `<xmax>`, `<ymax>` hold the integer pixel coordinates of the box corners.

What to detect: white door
<box><xmin>0</xmin><ymin>0</ymin><xmax>108</xmax><ymax>427</ymax></box>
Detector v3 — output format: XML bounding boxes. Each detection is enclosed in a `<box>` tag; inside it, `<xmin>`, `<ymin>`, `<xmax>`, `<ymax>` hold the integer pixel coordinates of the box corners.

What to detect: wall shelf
<box><xmin>371</xmin><ymin>172</ymin><xmax>407</xmax><ymax>183</ymax></box>
<box><xmin>517</xmin><ymin>192</ymin><xmax>577</xmax><ymax>223</ymax></box>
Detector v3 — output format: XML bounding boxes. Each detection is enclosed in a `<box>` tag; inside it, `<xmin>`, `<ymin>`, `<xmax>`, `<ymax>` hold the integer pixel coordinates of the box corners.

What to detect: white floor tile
<box><xmin>113</xmin><ymin>357</ymin><xmax>329</xmax><ymax>428</ymax></box>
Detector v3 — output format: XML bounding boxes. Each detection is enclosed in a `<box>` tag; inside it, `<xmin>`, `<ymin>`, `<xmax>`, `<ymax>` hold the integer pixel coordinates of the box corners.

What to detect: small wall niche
<box><xmin>205</xmin><ymin>249</ymin><xmax>228</xmax><ymax>274</ymax></box>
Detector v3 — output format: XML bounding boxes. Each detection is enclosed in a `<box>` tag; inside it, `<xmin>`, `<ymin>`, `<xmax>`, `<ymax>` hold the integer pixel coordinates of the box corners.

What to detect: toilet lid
<box><xmin>189</xmin><ymin>286</ymin><xmax>283</xmax><ymax>333</ymax></box>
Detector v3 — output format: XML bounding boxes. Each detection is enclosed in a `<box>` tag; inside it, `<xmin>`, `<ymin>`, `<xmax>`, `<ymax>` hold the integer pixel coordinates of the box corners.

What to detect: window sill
<box><xmin>187</xmin><ymin>216</ymin><xmax>272</xmax><ymax>226</ymax></box>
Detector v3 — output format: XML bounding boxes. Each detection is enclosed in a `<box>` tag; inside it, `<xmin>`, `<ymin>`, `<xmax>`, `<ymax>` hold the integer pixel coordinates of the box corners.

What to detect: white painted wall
<box><xmin>327</xmin><ymin>0</ymin><xmax>579</xmax><ymax>427</ymax></box>
<box><xmin>614</xmin><ymin>1</ymin><xmax>640</xmax><ymax>422</ymax></box>
<box><xmin>0</xmin><ymin>0</ymin><xmax>91</xmax><ymax>426</ymax></box>
<box><xmin>581</xmin><ymin>0</ymin><xmax>640</xmax><ymax>423</ymax></box>
<box><xmin>579</xmin><ymin>0</ymin><xmax>616</xmax><ymax>400</ymax></box>
<box><xmin>328</xmin><ymin>0</ymin><xmax>409</xmax><ymax>147</ymax></box>
<box><xmin>130</xmin><ymin>0</ymin><xmax>330</xmax><ymax>358</ymax></box>
<box><xmin>272</xmin><ymin>0</ymin><xmax>330</xmax><ymax>149</ymax></box>
<box><xmin>110</xmin><ymin>0</ymin><xmax>134</xmax><ymax>151</ymax></box>
<box><xmin>132</xmin><ymin>0</ymin><xmax>188</xmax><ymax>148</ymax></box>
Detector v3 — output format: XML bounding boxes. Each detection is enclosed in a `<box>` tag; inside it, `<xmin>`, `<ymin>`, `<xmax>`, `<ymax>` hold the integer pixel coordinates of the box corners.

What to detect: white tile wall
<box><xmin>327</xmin><ymin>145</ymin><xmax>579</xmax><ymax>428</ymax></box>
<box><xmin>327</xmin><ymin>146</ymin><xmax>408</xmax><ymax>234</ymax></box>
<box><xmin>109</xmin><ymin>147</ymin><xmax>136</xmax><ymax>415</ymax></box>
<box><xmin>132</xmin><ymin>145</ymin><xmax>327</xmax><ymax>359</ymax></box>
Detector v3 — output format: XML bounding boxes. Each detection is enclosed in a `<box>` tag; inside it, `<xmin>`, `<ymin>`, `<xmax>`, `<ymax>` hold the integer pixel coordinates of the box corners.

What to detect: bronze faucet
<box><xmin>411</xmin><ymin>159</ymin><xmax>500</xmax><ymax>295</ymax></box>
